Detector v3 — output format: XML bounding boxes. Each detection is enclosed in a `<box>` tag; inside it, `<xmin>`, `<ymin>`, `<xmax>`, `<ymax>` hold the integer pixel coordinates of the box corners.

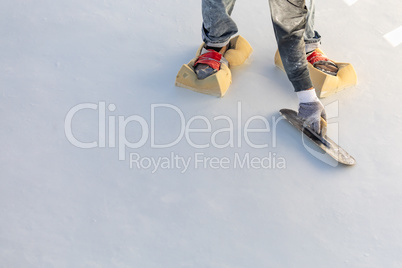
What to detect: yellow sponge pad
<box><xmin>274</xmin><ymin>49</ymin><xmax>357</xmax><ymax>98</ymax></box>
<box><xmin>175</xmin><ymin>35</ymin><xmax>252</xmax><ymax>97</ymax></box>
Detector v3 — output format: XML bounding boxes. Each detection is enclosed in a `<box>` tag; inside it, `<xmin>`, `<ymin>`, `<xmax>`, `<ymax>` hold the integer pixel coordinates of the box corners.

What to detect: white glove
<box><xmin>297</xmin><ymin>89</ymin><xmax>327</xmax><ymax>135</ymax></box>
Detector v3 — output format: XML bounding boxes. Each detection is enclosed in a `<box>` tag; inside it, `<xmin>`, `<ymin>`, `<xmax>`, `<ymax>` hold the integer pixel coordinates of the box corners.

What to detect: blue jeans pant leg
<box><xmin>304</xmin><ymin>0</ymin><xmax>321</xmax><ymax>53</ymax></box>
<box><xmin>269</xmin><ymin>0</ymin><xmax>313</xmax><ymax>92</ymax></box>
<box><xmin>201</xmin><ymin>0</ymin><xmax>317</xmax><ymax>91</ymax></box>
<box><xmin>201</xmin><ymin>0</ymin><xmax>238</xmax><ymax>47</ymax></box>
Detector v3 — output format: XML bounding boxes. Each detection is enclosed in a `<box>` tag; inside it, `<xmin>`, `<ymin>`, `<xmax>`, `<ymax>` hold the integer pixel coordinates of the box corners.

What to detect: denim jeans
<box><xmin>201</xmin><ymin>0</ymin><xmax>321</xmax><ymax>92</ymax></box>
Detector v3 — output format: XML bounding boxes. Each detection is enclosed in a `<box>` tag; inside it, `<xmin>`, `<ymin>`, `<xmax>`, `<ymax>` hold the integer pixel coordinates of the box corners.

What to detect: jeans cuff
<box><xmin>305</xmin><ymin>31</ymin><xmax>321</xmax><ymax>53</ymax></box>
<box><xmin>305</xmin><ymin>42</ymin><xmax>320</xmax><ymax>53</ymax></box>
<box><xmin>201</xmin><ymin>25</ymin><xmax>234</xmax><ymax>48</ymax></box>
<box><xmin>205</xmin><ymin>39</ymin><xmax>231</xmax><ymax>48</ymax></box>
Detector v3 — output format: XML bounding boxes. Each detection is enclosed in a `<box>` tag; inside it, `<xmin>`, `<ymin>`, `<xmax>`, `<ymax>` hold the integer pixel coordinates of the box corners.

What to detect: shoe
<box><xmin>194</xmin><ymin>44</ymin><xmax>229</xmax><ymax>80</ymax></box>
<box><xmin>307</xmin><ymin>49</ymin><xmax>339</xmax><ymax>76</ymax></box>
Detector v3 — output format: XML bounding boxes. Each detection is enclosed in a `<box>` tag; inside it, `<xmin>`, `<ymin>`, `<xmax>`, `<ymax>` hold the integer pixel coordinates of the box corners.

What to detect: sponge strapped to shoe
<box><xmin>175</xmin><ymin>35</ymin><xmax>253</xmax><ymax>97</ymax></box>
<box><xmin>274</xmin><ymin>49</ymin><xmax>357</xmax><ymax>98</ymax></box>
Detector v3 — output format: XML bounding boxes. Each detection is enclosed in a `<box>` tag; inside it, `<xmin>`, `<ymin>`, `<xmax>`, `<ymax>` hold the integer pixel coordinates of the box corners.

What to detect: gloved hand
<box><xmin>298</xmin><ymin>101</ymin><xmax>327</xmax><ymax>135</ymax></box>
<box><xmin>296</xmin><ymin>89</ymin><xmax>327</xmax><ymax>136</ymax></box>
